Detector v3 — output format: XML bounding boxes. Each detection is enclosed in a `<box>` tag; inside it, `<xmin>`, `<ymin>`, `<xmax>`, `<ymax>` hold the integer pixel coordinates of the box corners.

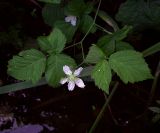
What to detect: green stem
<box><xmin>81</xmin><ymin>0</ymin><xmax>102</xmax><ymax>42</ymax></box>
<box><xmin>88</xmin><ymin>82</ymin><xmax>119</xmax><ymax>133</ymax></box>
<box><xmin>0</xmin><ymin>66</ymin><xmax>94</xmax><ymax>94</ymax></box>
<box><xmin>95</xmin><ymin>23</ymin><xmax>112</xmax><ymax>34</ymax></box>
<box><xmin>148</xmin><ymin>58</ymin><xmax>160</xmax><ymax>105</ymax></box>
<box><xmin>64</xmin><ymin>0</ymin><xmax>102</xmax><ymax>50</ymax></box>
<box><xmin>0</xmin><ymin>77</ymin><xmax>47</xmax><ymax>94</ymax></box>
<box><xmin>64</xmin><ymin>42</ymin><xmax>80</xmax><ymax>50</ymax></box>
<box><xmin>96</xmin><ymin>10</ymin><xmax>119</xmax><ymax>32</ymax></box>
<box><xmin>80</xmin><ymin>42</ymin><xmax>85</xmax><ymax>60</ymax></box>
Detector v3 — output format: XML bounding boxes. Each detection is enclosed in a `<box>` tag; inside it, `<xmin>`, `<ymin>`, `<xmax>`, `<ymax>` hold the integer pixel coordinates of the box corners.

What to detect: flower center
<box><xmin>68</xmin><ymin>74</ymin><xmax>75</xmax><ymax>81</ymax></box>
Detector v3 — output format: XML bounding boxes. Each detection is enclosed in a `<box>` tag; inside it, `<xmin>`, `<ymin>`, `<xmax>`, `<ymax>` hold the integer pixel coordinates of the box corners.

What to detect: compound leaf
<box><xmin>8</xmin><ymin>49</ymin><xmax>46</xmax><ymax>84</ymax></box>
<box><xmin>38</xmin><ymin>28</ymin><xmax>66</xmax><ymax>54</ymax></box>
<box><xmin>109</xmin><ymin>50</ymin><xmax>153</xmax><ymax>83</ymax></box>
<box><xmin>91</xmin><ymin>60</ymin><xmax>112</xmax><ymax>94</ymax></box>
<box><xmin>45</xmin><ymin>54</ymin><xmax>76</xmax><ymax>87</ymax></box>
<box><xmin>85</xmin><ymin>44</ymin><xmax>106</xmax><ymax>64</ymax></box>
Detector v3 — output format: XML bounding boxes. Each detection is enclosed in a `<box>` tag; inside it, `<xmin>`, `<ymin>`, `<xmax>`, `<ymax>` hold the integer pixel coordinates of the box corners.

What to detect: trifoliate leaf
<box><xmin>38</xmin><ymin>28</ymin><xmax>66</xmax><ymax>54</ymax></box>
<box><xmin>109</xmin><ymin>50</ymin><xmax>153</xmax><ymax>83</ymax></box>
<box><xmin>45</xmin><ymin>54</ymin><xmax>76</xmax><ymax>87</ymax></box>
<box><xmin>85</xmin><ymin>45</ymin><xmax>106</xmax><ymax>64</ymax></box>
<box><xmin>97</xmin><ymin>26</ymin><xmax>132</xmax><ymax>56</ymax></box>
<box><xmin>91</xmin><ymin>60</ymin><xmax>112</xmax><ymax>94</ymax></box>
<box><xmin>42</xmin><ymin>4</ymin><xmax>64</xmax><ymax>27</ymax></box>
<box><xmin>79</xmin><ymin>15</ymin><xmax>96</xmax><ymax>34</ymax></box>
<box><xmin>8</xmin><ymin>49</ymin><xmax>46</xmax><ymax>84</ymax></box>
<box><xmin>38</xmin><ymin>0</ymin><xmax>61</xmax><ymax>4</ymax></box>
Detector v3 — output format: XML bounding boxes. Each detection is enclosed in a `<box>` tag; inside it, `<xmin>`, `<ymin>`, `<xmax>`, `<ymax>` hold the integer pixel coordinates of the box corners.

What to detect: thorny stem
<box><xmin>88</xmin><ymin>82</ymin><xmax>119</xmax><ymax>133</ymax></box>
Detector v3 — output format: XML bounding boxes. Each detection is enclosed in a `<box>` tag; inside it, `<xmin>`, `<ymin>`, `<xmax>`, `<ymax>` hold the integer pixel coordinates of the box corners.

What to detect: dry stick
<box><xmin>88</xmin><ymin>82</ymin><xmax>119</xmax><ymax>133</ymax></box>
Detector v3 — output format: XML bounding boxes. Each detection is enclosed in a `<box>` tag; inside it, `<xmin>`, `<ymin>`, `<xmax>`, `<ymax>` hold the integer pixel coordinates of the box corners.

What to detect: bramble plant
<box><xmin>7</xmin><ymin>0</ymin><xmax>153</xmax><ymax>94</ymax></box>
<box><xmin>1</xmin><ymin>0</ymin><xmax>160</xmax><ymax>132</ymax></box>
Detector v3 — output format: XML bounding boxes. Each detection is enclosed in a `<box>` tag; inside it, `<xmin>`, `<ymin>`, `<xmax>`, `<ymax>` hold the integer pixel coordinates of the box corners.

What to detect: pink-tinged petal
<box><xmin>63</xmin><ymin>65</ymin><xmax>72</xmax><ymax>75</ymax></box>
<box><xmin>68</xmin><ymin>81</ymin><xmax>75</xmax><ymax>91</ymax></box>
<box><xmin>74</xmin><ymin>67</ymin><xmax>83</xmax><ymax>76</ymax></box>
<box><xmin>71</xmin><ymin>17</ymin><xmax>77</xmax><ymax>26</ymax></box>
<box><xmin>75</xmin><ymin>78</ymin><xmax>85</xmax><ymax>88</ymax></box>
<box><xmin>65</xmin><ymin>16</ymin><xmax>71</xmax><ymax>22</ymax></box>
<box><xmin>60</xmin><ymin>78</ymin><xmax>68</xmax><ymax>84</ymax></box>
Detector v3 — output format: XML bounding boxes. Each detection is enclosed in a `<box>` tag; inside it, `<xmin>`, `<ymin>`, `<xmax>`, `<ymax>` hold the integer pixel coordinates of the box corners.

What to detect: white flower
<box><xmin>60</xmin><ymin>65</ymin><xmax>85</xmax><ymax>91</ymax></box>
<box><xmin>65</xmin><ymin>16</ymin><xmax>77</xmax><ymax>26</ymax></box>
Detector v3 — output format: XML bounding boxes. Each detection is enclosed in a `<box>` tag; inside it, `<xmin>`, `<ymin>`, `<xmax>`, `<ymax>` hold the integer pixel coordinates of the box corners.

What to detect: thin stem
<box><xmin>80</xmin><ymin>42</ymin><xmax>85</xmax><ymax>60</ymax></box>
<box><xmin>64</xmin><ymin>0</ymin><xmax>102</xmax><ymax>61</ymax></box>
<box><xmin>64</xmin><ymin>42</ymin><xmax>80</xmax><ymax>50</ymax></box>
<box><xmin>81</xmin><ymin>0</ymin><xmax>102</xmax><ymax>42</ymax></box>
<box><xmin>96</xmin><ymin>10</ymin><xmax>119</xmax><ymax>32</ymax></box>
<box><xmin>95</xmin><ymin>23</ymin><xmax>112</xmax><ymax>34</ymax></box>
<box><xmin>148</xmin><ymin>58</ymin><xmax>160</xmax><ymax>105</ymax></box>
<box><xmin>88</xmin><ymin>82</ymin><xmax>119</xmax><ymax>133</ymax></box>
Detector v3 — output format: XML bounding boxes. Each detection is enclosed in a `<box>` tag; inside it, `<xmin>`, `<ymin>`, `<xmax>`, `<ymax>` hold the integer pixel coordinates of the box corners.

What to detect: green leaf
<box><xmin>7</xmin><ymin>49</ymin><xmax>46</xmax><ymax>84</ymax></box>
<box><xmin>116</xmin><ymin>0</ymin><xmax>160</xmax><ymax>30</ymax></box>
<box><xmin>65</xmin><ymin>0</ymin><xmax>87</xmax><ymax>16</ymax></box>
<box><xmin>37</xmin><ymin>37</ymin><xmax>50</xmax><ymax>52</ymax></box>
<box><xmin>38</xmin><ymin>28</ymin><xmax>66</xmax><ymax>54</ymax></box>
<box><xmin>109</xmin><ymin>50</ymin><xmax>153</xmax><ymax>83</ymax></box>
<box><xmin>79</xmin><ymin>15</ymin><xmax>97</xmax><ymax>34</ymax></box>
<box><xmin>54</xmin><ymin>20</ymin><xmax>77</xmax><ymax>42</ymax></box>
<box><xmin>85</xmin><ymin>44</ymin><xmax>106</xmax><ymax>64</ymax></box>
<box><xmin>149</xmin><ymin>107</ymin><xmax>160</xmax><ymax>113</ymax></box>
<box><xmin>45</xmin><ymin>54</ymin><xmax>76</xmax><ymax>87</ymax></box>
<box><xmin>97</xmin><ymin>35</ymin><xmax>115</xmax><ymax>56</ymax></box>
<box><xmin>42</xmin><ymin>4</ymin><xmax>64</xmax><ymax>27</ymax></box>
<box><xmin>152</xmin><ymin>114</ymin><xmax>160</xmax><ymax>123</ymax></box>
<box><xmin>0</xmin><ymin>66</ymin><xmax>93</xmax><ymax>95</ymax></box>
<box><xmin>116</xmin><ymin>41</ymin><xmax>134</xmax><ymax>51</ymax></box>
<box><xmin>91</xmin><ymin>60</ymin><xmax>112</xmax><ymax>94</ymax></box>
<box><xmin>112</xmin><ymin>26</ymin><xmax>132</xmax><ymax>41</ymax></box>
<box><xmin>97</xmin><ymin>26</ymin><xmax>132</xmax><ymax>56</ymax></box>
<box><xmin>84</xmin><ymin>2</ymin><xmax>94</xmax><ymax>14</ymax></box>
<box><xmin>116</xmin><ymin>0</ymin><xmax>147</xmax><ymax>28</ymax></box>
<box><xmin>97</xmin><ymin>10</ymin><xmax>119</xmax><ymax>31</ymax></box>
